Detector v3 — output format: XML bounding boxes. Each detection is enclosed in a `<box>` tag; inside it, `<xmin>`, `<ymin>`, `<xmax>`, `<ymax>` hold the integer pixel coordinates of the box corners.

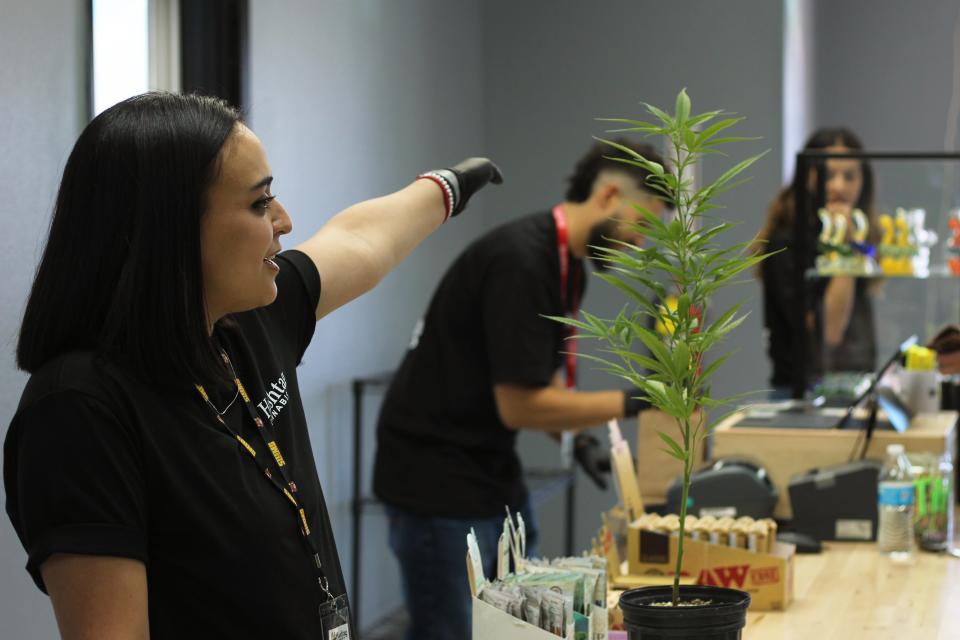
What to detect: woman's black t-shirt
<box><xmin>3</xmin><ymin>250</ymin><xmax>344</xmax><ymax>638</ymax></box>
<box><xmin>762</xmin><ymin>227</ymin><xmax>877</xmax><ymax>387</ymax></box>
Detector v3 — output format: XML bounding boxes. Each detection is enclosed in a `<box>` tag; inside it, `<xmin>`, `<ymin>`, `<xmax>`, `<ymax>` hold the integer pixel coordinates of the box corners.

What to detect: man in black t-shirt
<box><xmin>373</xmin><ymin>140</ymin><xmax>668</xmax><ymax>640</ymax></box>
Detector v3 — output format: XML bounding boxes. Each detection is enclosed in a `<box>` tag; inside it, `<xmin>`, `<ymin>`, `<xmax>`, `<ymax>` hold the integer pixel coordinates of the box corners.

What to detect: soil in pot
<box><xmin>619</xmin><ymin>585</ymin><xmax>750</xmax><ymax>640</ymax></box>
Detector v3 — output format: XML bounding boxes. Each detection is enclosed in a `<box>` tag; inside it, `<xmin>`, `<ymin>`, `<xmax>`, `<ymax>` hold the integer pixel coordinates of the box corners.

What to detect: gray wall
<box><xmin>480</xmin><ymin>0</ymin><xmax>785</xmax><ymax>558</ymax></box>
<box><xmin>812</xmin><ymin>0</ymin><xmax>960</xmax><ymax>150</ymax></box>
<box><xmin>810</xmin><ymin>0</ymin><xmax>960</xmax><ymax>359</ymax></box>
<box><xmin>0</xmin><ymin>1</ymin><xmax>87</xmax><ymax>637</ymax></box>
<box><xmin>245</xmin><ymin>0</ymin><xmax>487</xmax><ymax>630</ymax></box>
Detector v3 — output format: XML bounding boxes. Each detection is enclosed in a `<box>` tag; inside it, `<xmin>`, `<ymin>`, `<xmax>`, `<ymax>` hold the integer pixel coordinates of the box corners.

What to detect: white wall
<box><xmin>0</xmin><ymin>1</ymin><xmax>87</xmax><ymax>636</ymax></box>
<box><xmin>783</xmin><ymin>0</ymin><xmax>815</xmax><ymax>181</ymax></box>
<box><xmin>245</xmin><ymin>0</ymin><xmax>487</xmax><ymax>629</ymax></box>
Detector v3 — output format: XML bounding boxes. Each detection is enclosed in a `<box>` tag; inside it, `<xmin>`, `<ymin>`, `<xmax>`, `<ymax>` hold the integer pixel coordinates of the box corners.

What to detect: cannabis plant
<box><xmin>554</xmin><ymin>90</ymin><xmax>769</xmax><ymax>605</ymax></box>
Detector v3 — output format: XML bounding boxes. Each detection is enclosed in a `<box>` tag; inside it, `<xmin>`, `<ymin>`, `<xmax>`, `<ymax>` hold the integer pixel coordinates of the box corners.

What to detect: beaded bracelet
<box><xmin>417</xmin><ymin>171</ymin><xmax>457</xmax><ymax>223</ymax></box>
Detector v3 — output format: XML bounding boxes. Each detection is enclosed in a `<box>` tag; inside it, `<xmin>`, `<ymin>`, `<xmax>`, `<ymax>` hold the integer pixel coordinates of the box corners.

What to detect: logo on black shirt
<box><xmin>256</xmin><ymin>372</ymin><xmax>289</xmax><ymax>424</ymax></box>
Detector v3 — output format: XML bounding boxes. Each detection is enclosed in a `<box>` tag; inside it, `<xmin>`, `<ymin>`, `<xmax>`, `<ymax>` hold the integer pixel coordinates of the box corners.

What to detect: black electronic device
<box><xmin>788</xmin><ymin>459</ymin><xmax>882</xmax><ymax>541</ymax></box>
<box><xmin>776</xmin><ymin>531</ymin><xmax>822</xmax><ymax>554</ymax></box>
<box><xmin>666</xmin><ymin>458</ymin><xmax>778</xmax><ymax>519</ymax></box>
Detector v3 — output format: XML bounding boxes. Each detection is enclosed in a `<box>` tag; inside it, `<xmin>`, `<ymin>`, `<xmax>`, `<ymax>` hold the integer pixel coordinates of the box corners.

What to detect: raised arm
<box><xmin>295</xmin><ymin>158</ymin><xmax>502</xmax><ymax>319</ymax></box>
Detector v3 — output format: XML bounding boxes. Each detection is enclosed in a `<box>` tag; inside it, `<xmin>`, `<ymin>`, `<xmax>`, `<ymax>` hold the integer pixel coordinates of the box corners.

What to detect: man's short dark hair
<box><xmin>565</xmin><ymin>138</ymin><xmax>666</xmax><ymax>202</ymax></box>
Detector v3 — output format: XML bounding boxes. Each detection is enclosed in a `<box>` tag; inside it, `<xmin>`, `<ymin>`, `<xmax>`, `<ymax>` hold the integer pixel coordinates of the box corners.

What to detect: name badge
<box><xmin>319</xmin><ymin>593</ymin><xmax>351</xmax><ymax>640</ymax></box>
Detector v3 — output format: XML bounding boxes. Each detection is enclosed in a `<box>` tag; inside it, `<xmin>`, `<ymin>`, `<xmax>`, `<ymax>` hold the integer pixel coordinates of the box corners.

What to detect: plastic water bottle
<box><xmin>877</xmin><ymin>443</ymin><xmax>914</xmax><ymax>559</ymax></box>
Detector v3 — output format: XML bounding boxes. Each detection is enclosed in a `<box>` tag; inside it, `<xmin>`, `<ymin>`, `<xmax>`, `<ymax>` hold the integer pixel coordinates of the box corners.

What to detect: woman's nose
<box><xmin>273</xmin><ymin>201</ymin><xmax>293</xmax><ymax>235</ymax></box>
<box><xmin>827</xmin><ymin>175</ymin><xmax>844</xmax><ymax>194</ymax></box>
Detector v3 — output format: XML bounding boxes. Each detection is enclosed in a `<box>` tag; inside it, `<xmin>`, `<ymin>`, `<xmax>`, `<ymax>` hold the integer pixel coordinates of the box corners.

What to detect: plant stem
<box><xmin>670</xmin><ymin>133</ymin><xmax>696</xmax><ymax>608</ymax></box>
<box><xmin>672</xmin><ymin>419</ymin><xmax>693</xmax><ymax>606</ymax></box>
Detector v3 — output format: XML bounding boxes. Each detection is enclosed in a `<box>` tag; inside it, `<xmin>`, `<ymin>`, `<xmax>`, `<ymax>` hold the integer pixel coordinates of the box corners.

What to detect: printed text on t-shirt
<box><xmin>257</xmin><ymin>372</ymin><xmax>289</xmax><ymax>424</ymax></box>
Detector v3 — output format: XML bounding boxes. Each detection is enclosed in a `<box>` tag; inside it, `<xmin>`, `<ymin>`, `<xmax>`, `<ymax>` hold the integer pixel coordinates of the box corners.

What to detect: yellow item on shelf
<box><xmin>905</xmin><ymin>345</ymin><xmax>937</xmax><ymax>371</ymax></box>
<box><xmin>894</xmin><ymin>212</ymin><xmax>914</xmax><ymax>276</ymax></box>
<box><xmin>879</xmin><ymin>214</ymin><xmax>898</xmax><ymax>274</ymax></box>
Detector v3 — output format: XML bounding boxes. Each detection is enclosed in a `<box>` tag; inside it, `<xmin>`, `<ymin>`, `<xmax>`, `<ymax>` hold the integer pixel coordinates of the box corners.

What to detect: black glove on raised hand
<box><xmin>573</xmin><ymin>433</ymin><xmax>611</xmax><ymax>491</ymax></box>
<box><xmin>623</xmin><ymin>387</ymin><xmax>651</xmax><ymax>418</ymax></box>
<box><xmin>419</xmin><ymin>158</ymin><xmax>503</xmax><ymax>221</ymax></box>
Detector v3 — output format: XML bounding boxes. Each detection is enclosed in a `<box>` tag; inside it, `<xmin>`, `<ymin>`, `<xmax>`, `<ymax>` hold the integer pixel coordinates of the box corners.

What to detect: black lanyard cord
<box><xmin>195</xmin><ymin>349</ymin><xmax>334</xmax><ymax>601</ymax></box>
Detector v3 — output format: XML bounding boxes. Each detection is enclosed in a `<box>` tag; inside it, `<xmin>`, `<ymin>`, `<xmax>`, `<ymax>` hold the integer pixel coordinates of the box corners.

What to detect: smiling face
<box><xmin>200</xmin><ymin>124</ymin><xmax>292</xmax><ymax>327</ymax></box>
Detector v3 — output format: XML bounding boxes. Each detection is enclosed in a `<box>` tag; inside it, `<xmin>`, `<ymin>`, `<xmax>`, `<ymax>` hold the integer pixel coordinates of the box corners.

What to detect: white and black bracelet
<box><xmin>417</xmin><ymin>169</ymin><xmax>460</xmax><ymax>222</ymax></box>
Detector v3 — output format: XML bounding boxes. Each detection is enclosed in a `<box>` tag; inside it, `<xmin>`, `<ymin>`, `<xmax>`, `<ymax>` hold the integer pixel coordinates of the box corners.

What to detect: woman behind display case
<box><xmin>755</xmin><ymin>127</ymin><xmax>879</xmax><ymax>398</ymax></box>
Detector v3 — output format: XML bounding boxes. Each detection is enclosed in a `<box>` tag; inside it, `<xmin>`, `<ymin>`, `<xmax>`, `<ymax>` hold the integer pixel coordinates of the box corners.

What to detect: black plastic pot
<box><xmin>619</xmin><ymin>586</ymin><xmax>751</xmax><ymax>639</ymax></box>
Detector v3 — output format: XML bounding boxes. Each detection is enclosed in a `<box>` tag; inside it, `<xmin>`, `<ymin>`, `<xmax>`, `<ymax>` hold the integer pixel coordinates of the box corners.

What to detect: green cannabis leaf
<box><xmin>554</xmin><ymin>89</ymin><xmax>773</xmax><ymax>606</ymax></box>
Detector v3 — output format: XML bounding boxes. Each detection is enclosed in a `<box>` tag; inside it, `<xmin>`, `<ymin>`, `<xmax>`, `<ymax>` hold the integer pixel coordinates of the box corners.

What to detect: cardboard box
<box><xmin>625</xmin><ymin>525</ymin><xmax>795</xmax><ymax>611</ymax></box>
<box><xmin>636</xmin><ymin>410</ymin><xmax>705</xmax><ymax>505</ymax></box>
<box><xmin>468</xmin><ymin>526</ymin><xmax>607</xmax><ymax>640</ymax></box>
<box><xmin>599</xmin><ymin>507</ymin><xmax>696</xmax><ymax>592</ymax></box>
<box><xmin>472</xmin><ymin>593</ymin><xmax>607</xmax><ymax>640</ymax></box>
<box><xmin>472</xmin><ymin>596</ymin><xmax>571</xmax><ymax>640</ymax></box>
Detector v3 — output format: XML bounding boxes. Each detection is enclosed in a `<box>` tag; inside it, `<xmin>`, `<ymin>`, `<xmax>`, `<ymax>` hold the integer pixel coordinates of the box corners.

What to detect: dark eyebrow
<box><xmin>250</xmin><ymin>176</ymin><xmax>273</xmax><ymax>191</ymax></box>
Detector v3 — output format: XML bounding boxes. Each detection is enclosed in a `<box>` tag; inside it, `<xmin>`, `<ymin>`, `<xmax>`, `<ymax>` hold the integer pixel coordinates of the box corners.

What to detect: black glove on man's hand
<box><xmin>573</xmin><ymin>433</ymin><xmax>610</xmax><ymax>491</ymax></box>
<box><xmin>623</xmin><ymin>387</ymin><xmax>651</xmax><ymax>418</ymax></box>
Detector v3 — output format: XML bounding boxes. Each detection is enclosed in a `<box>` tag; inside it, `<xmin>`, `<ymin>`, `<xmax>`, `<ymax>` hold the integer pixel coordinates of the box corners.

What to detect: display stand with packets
<box><xmin>467</xmin><ymin>511</ymin><xmax>608</xmax><ymax>640</ymax></box>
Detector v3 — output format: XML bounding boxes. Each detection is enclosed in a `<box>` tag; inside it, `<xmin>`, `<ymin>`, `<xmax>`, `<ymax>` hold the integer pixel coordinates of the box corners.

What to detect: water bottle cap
<box><xmin>887</xmin><ymin>443</ymin><xmax>905</xmax><ymax>455</ymax></box>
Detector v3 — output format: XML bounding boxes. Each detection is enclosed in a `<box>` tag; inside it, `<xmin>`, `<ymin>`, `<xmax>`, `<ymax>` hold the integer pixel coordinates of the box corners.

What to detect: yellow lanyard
<box><xmin>195</xmin><ymin>349</ymin><xmax>333</xmax><ymax>601</ymax></box>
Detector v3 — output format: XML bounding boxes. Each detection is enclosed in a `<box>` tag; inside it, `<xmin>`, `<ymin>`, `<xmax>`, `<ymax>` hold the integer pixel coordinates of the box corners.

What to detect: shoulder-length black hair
<box><xmin>17</xmin><ymin>92</ymin><xmax>241</xmax><ymax>386</ymax></box>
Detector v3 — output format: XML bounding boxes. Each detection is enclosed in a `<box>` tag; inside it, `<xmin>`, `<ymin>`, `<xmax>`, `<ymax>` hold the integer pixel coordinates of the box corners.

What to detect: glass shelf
<box><xmin>788</xmin><ymin>150</ymin><xmax>960</xmax><ymax>398</ymax></box>
<box><xmin>805</xmin><ymin>265</ymin><xmax>960</xmax><ymax>280</ymax></box>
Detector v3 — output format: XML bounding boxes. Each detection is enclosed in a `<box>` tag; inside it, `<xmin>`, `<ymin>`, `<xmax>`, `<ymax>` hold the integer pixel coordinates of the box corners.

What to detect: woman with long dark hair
<box><xmin>756</xmin><ymin>127</ymin><xmax>877</xmax><ymax>396</ymax></box>
<box><xmin>4</xmin><ymin>92</ymin><xmax>500</xmax><ymax>639</ymax></box>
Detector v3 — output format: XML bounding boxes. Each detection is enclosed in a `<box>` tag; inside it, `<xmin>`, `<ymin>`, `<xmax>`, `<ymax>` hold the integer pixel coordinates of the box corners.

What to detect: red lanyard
<box><xmin>195</xmin><ymin>350</ymin><xmax>334</xmax><ymax>602</ymax></box>
<box><xmin>552</xmin><ymin>205</ymin><xmax>580</xmax><ymax>388</ymax></box>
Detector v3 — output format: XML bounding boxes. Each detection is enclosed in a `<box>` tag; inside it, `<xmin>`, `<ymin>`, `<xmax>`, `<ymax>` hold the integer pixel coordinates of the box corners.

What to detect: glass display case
<box><xmin>787</xmin><ymin>150</ymin><xmax>960</xmax><ymax>400</ymax></box>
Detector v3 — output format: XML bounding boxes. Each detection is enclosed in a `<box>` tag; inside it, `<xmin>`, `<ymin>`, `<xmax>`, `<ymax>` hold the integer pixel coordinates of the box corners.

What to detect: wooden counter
<box><xmin>712</xmin><ymin>411</ymin><xmax>957</xmax><ymax>519</ymax></box>
<box><xmin>744</xmin><ymin>541</ymin><xmax>960</xmax><ymax>639</ymax></box>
